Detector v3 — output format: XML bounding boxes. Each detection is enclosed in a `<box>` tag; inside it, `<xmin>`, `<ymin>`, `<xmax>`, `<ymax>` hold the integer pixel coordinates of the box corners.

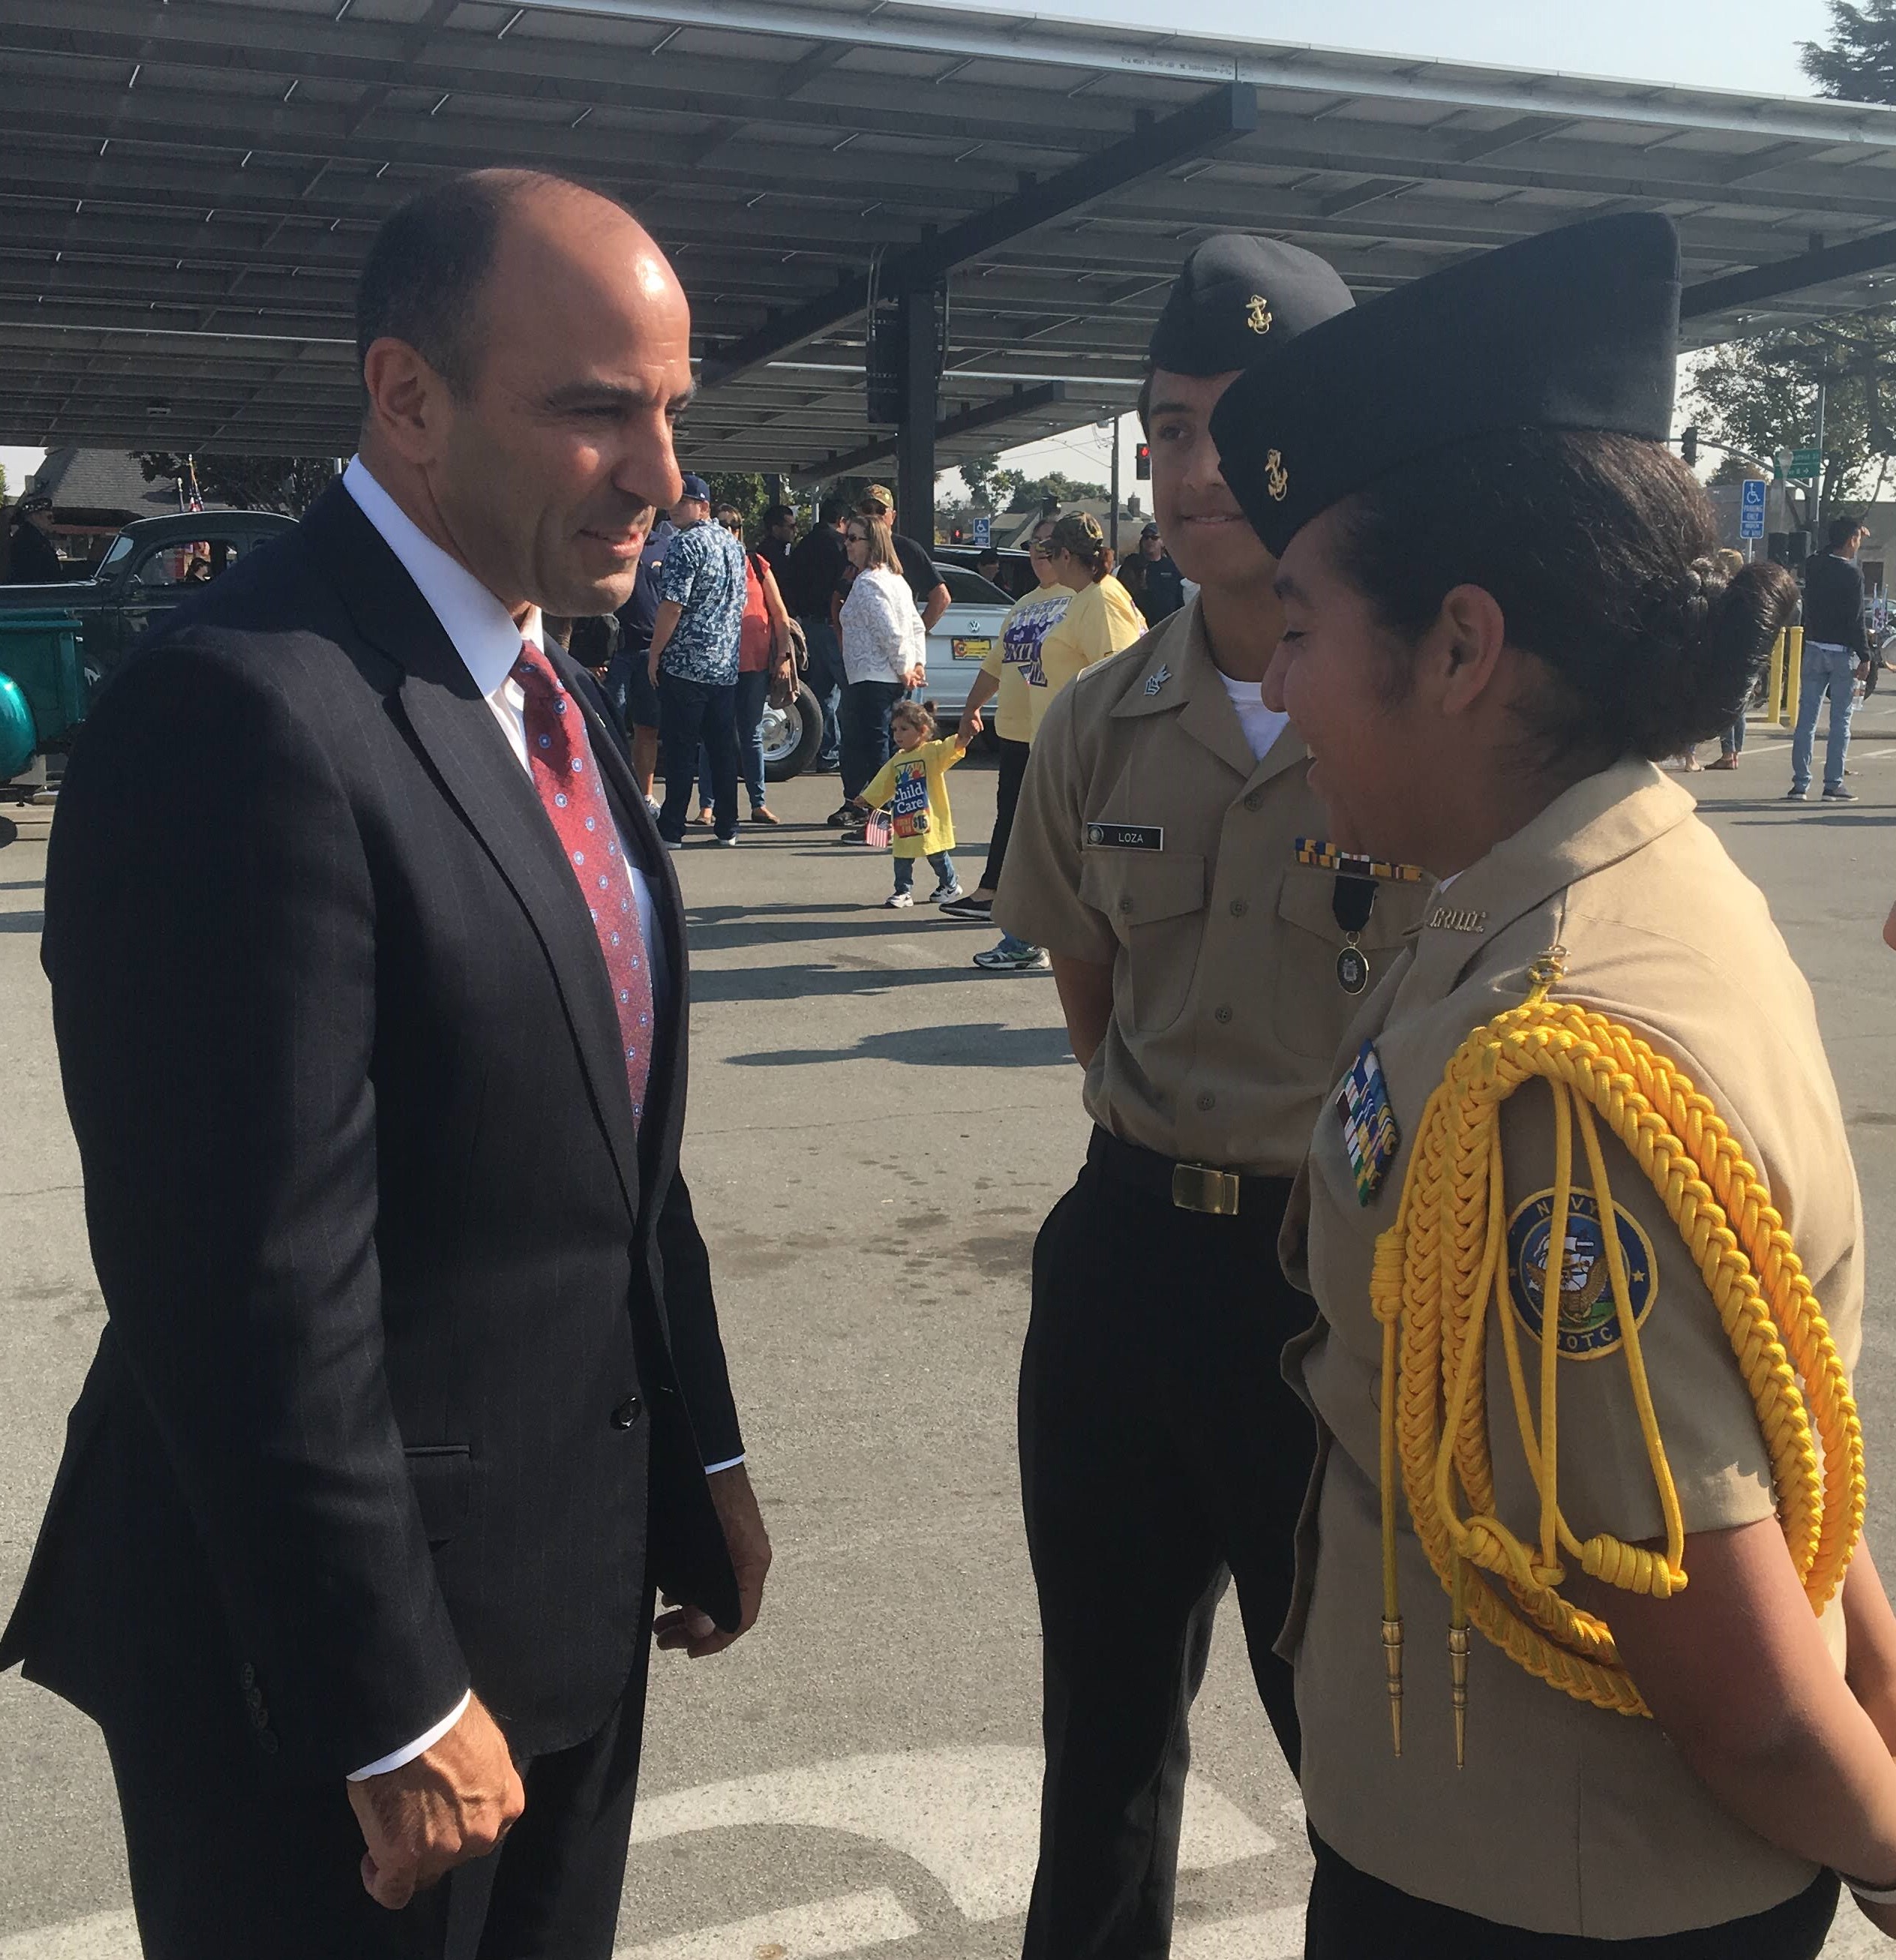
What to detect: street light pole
<box><xmin>1815</xmin><ymin>380</ymin><xmax>1828</xmax><ymax>536</ymax></box>
<box><xmin>1108</xmin><ymin>414</ymin><xmax>1121</xmax><ymax>559</ymax></box>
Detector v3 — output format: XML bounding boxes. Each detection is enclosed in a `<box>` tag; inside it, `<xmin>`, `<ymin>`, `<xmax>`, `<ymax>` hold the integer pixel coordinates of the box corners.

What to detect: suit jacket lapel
<box><xmin>301</xmin><ymin>486</ymin><xmax>644</xmax><ymax>1223</ymax></box>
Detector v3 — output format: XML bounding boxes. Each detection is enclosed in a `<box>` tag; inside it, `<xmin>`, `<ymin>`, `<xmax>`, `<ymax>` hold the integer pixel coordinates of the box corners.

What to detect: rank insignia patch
<box><xmin>1245</xmin><ymin>292</ymin><xmax>1274</xmax><ymax>335</ymax></box>
<box><xmin>1506</xmin><ymin>1190</ymin><xmax>1657</xmax><ymax>1360</ymax></box>
<box><xmin>1144</xmin><ymin>663</ymin><xmax>1172</xmax><ymax>697</ymax></box>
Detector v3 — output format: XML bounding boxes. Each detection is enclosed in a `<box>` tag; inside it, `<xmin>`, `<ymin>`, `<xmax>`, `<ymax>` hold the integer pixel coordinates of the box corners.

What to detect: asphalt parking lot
<box><xmin>4</xmin><ymin>716</ymin><xmax>1896</xmax><ymax>1959</ymax></box>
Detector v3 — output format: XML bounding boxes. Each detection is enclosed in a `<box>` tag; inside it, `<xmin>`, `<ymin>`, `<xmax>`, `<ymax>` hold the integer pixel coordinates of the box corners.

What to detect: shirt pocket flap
<box><xmin>1079</xmin><ymin>850</ymin><xmax>1207</xmax><ymax>929</ymax></box>
<box><xmin>1276</xmin><ymin>863</ymin><xmax>1413</xmax><ymax>950</ymax></box>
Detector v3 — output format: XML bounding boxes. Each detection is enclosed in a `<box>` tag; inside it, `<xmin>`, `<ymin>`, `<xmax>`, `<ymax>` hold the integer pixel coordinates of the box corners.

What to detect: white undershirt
<box><xmin>341</xmin><ymin>461</ymin><xmax>738</xmax><ymax>1783</ymax></box>
<box><xmin>1218</xmin><ymin>666</ymin><xmax>1291</xmax><ymax>762</ymax></box>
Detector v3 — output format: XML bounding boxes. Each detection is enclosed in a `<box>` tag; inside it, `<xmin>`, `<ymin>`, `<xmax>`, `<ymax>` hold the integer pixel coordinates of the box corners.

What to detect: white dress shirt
<box><xmin>340</xmin><ymin>461</ymin><xmax>738</xmax><ymax>1782</ymax></box>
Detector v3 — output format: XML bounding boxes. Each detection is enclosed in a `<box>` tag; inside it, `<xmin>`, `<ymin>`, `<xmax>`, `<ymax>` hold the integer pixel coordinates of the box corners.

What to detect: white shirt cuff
<box><xmin>704</xmin><ymin>1454</ymin><xmax>746</xmax><ymax>1474</ymax></box>
<box><xmin>346</xmin><ymin>1689</ymin><xmax>472</xmax><ymax>1781</ymax></box>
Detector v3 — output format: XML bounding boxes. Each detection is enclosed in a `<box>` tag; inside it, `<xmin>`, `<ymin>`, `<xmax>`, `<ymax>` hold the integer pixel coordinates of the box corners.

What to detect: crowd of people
<box><xmin>10</xmin><ymin>162</ymin><xmax>1896</xmax><ymax>1960</ymax></box>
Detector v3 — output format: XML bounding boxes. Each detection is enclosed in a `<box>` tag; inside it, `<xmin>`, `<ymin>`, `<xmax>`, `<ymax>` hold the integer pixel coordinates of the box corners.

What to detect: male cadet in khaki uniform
<box><xmin>996</xmin><ymin>237</ymin><xmax>1433</xmax><ymax>1960</ymax></box>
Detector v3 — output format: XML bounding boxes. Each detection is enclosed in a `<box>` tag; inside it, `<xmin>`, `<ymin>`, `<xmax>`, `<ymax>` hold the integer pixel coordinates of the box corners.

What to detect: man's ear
<box><xmin>361</xmin><ymin>338</ymin><xmax>451</xmax><ymax>467</ymax></box>
<box><xmin>1426</xmin><ymin>583</ymin><xmax>1509</xmax><ymax>717</ymax></box>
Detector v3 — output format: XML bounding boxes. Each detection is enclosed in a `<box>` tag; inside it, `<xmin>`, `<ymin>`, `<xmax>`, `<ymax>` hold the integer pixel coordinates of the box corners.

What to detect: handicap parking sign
<box><xmin>1740</xmin><ymin>477</ymin><xmax>1766</xmax><ymax>539</ymax></box>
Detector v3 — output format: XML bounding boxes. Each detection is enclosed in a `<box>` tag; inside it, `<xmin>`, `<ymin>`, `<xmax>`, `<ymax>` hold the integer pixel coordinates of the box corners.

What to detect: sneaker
<box><xmin>1785</xmin><ymin>785</ymin><xmax>1809</xmax><ymax>801</ymax></box>
<box><xmin>826</xmin><ymin>804</ymin><xmax>857</xmax><ymax>827</ymax></box>
<box><xmin>928</xmin><ymin>881</ymin><xmax>964</xmax><ymax>905</ymax></box>
<box><xmin>1823</xmin><ymin>785</ymin><xmax>1858</xmax><ymax>801</ymax></box>
<box><xmin>938</xmin><ymin>893</ymin><xmax>994</xmax><ymax>921</ymax></box>
<box><xmin>974</xmin><ymin>941</ymin><xmax>1052</xmax><ymax>973</ymax></box>
<box><xmin>716</xmin><ymin>833</ymin><xmax>739</xmax><ymax>845</ymax></box>
<box><xmin>750</xmin><ymin>804</ymin><xmax>782</xmax><ymax>825</ymax></box>
<box><xmin>884</xmin><ymin>890</ymin><xmax>914</xmax><ymax>908</ymax></box>
<box><xmin>835</xmin><ymin>826</ymin><xmax>866</xmax><ymax>844</ymax></box>
<box><xmin>810</xmin><ymin>758</ymin><xmax>841</xmax><ymax>774</ymax></box>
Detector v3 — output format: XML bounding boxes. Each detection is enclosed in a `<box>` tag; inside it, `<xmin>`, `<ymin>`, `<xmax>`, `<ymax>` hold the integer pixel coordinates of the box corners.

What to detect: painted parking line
<box><xmin>628</xmin><ymin>1745</ymin><xmax>1273</xmax><ymax>1925</ymax></box>
<box><xmin>0</xmin><ymin>1910</ymin><xmax>136</xmax><ymax>1959</ymax></box>
<box><xmin>614</xmin><ymin>1887</ymin><xmax>918</xmax><ymax>1960</ymax></box>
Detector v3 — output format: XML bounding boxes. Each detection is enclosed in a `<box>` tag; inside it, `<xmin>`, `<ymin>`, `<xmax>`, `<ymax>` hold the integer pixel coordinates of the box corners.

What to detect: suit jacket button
<box><xmin>256</xmin><ymin>1727</ymin><xmax>280</xmax><ymax>1755</ymax></box>
<box><xmin>240</xmin><ymin>1662</ymin><xmax>256</xmax><ymax>1691</ymax></box>
<box><xmin>611</xmin><ymin>1396</ymin><xmax>643</xmax><ymax>1429</ymax></box>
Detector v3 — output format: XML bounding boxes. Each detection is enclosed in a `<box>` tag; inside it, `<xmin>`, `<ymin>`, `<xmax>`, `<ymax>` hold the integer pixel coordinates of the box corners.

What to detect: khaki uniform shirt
<box><xmin>1285</xmin><ymin>756</ymin><xmax>1864</xmax><ymax>1937</ymax></box>
<box><xmin>995</xmin><ymin>598</ymin><xmax>1431</xmax><ymax>1176</ymax></box>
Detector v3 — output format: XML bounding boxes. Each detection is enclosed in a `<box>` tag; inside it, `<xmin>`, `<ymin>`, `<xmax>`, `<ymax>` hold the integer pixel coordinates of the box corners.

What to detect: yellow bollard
<box><xmin>1766</xmin><ymin>630</ymin><xmax>1786</xmax><ymax>726</ymax></box>
<box><xmin>1786</xmin><ymin>626</ymin><xmax>1804</xmax><ymax>725</ymax></box>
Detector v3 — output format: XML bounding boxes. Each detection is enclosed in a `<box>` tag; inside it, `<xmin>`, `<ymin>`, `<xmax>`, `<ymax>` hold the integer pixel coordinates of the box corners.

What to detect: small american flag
<box><xmin>862</xmin><ymin>811</ymin><xmax>892</xmax><ymax>850</ymax></box>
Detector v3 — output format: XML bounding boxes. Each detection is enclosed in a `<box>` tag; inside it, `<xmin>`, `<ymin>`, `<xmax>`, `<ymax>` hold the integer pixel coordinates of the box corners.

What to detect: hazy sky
<box><xmin>1</xmin><ymin>2</ymin><xmax>1846</xmax><ymax>504</ymax></box>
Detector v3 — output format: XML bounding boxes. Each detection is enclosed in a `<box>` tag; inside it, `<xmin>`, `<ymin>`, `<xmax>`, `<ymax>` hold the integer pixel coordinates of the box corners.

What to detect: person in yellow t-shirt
<box><xmin>1025</xmin><ymin>512</ymin><xmax>1147</xmax><ymax>740</ymax></box>
<box><xmin>850</xmin><ymin>700</ymin><xmax>968</xmax><ymax>909</ymax></box>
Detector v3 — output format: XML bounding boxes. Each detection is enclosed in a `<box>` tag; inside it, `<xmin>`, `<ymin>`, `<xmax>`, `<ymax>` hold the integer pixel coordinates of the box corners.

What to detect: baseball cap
<box><xmin>858</xmin><ymin>484</ymin><xmax>895</xmax><ymax>514</ymax></box>
<box><xmin>678</xmin><ymin>473</ymin><xmax>711</xmax><ymax>503</ymax></box>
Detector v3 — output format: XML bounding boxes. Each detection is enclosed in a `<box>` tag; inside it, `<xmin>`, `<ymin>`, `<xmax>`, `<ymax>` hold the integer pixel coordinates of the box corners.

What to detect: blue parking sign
<box><xmin>1740</xmin><ymin>477</ymin><xmax>1766</xmax><ymax>540</ymax></box>
<box><xmin>973</xmin><ymin>515</ymin><xmax>991</xmax><ymax>547</ymax></box>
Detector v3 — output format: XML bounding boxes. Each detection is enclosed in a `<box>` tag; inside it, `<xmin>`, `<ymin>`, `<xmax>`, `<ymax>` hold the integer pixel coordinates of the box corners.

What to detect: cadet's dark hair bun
<box><xmin>1333</xmin><ymin>431</ymin><xmax>1796</xmax><ymax>762</ymax></box>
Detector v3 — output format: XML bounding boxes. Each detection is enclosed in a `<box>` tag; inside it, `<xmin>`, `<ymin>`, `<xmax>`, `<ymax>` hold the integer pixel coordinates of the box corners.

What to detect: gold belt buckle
<box><xmin>1171</xmin><ymin>1161</ymin><xmax>1240</xmax><ymax>1216</ymax></box>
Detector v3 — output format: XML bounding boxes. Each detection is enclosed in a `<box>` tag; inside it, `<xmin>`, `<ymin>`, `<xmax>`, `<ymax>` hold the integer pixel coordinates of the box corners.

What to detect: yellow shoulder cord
<box><xmin>1371</xmin><ymin>948</ymin><xmax>1864</xmax><ymax>1762</ymax></box>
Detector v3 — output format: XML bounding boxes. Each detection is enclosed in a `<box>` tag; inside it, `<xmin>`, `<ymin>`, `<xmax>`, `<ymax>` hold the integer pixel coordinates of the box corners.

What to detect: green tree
<box><xmin>1802</xmin><ymin>2</ymin><xmax>1896</xmax><ymax>99</ymax></box>
<box><xmin>134</xmin><ymin>452</ymin><xmax>337</xmax><ymax>517</ymax></box>
<box><xmin>704</xmin><ymin>471</ymin><xmax>768</xmax><ymax>528</ymax></box>
<box><xmin>1688</xmin><ymin>314</ymin><xmax>1896</xmax><ymax>513</ymax></box>
<box><xmin>958</xmin><ymin>451</ymin><xmax>1001</xmax><ymax>507</ymax></box>
<box><xmin>1004</xmin><ymin>470</ymin><xmax>1108</xmax><ymax>512</ymax></box>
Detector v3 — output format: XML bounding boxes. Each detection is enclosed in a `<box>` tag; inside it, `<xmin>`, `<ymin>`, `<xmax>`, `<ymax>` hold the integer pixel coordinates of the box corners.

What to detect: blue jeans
<box><xmin>802</xmin><ymin>617</ymin><xmax>844</xmax><ymax>767</ymax></box>
<box><xmin>841</xmin><ymin>677</ymin><xmax>904</xmax><ymax>801</ymax></box>
<box><xmin>694</xmin><ymin>668</ymin><xmax>770</xmax><ymax>811</ymax></box>
<box><xmin>657</xmin><ymin>671</ymin><xmax>739</xmax><ymax>840</ymax></box>
<box><xmin>893</xmin><ymin>851</ymin><xmax>956</xmax><ymax>893</ymax></box>
<box><xmin>1790</xmin><ymin>643</ymin><xmax>1860</xmax><ymax>792</ymax></box>
<box><xmin>1722</xmin><ymin>707</ymin><xmax>1745</xmax><ymax>756</ymax></box>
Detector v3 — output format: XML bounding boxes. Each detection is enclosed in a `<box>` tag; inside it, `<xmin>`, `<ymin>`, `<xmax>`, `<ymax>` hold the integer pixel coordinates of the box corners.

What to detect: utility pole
<box><xmin>1814</xmin><ymin>380</ymin><xmax>1828</xmax><ymax>539</ymax></box>
<box><xmin>1108</xmin><ymin>414</ymin><xmax>1121</xmax><ymax>558</ymax></box>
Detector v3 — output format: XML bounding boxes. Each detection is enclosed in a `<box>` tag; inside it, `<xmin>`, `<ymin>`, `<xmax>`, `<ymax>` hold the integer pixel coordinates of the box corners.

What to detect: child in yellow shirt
<box><xmin>850</xmin><ymin>701</ymin><xmax>968</xmax><ymax>909</ymax></box>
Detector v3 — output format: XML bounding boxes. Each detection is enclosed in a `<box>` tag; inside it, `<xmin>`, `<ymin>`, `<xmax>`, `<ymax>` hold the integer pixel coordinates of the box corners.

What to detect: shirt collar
<box><xmin>343</xmin><ymin>456</ymin><xmax>542</xmax><ymax>697</ymax></box>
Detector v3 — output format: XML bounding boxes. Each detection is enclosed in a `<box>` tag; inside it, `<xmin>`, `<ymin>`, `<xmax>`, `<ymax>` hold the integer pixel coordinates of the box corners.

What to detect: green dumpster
<box><xmin>0</xmin><ymin>611</ymin><xmax>87</xmax><ymax>777</ymax></box>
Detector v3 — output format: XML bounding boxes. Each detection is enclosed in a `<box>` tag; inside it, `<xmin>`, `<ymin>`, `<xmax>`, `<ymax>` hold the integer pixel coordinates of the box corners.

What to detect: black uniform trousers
<box><xmin>100</xmin><ymin>1584</ymin><xmax>656</xmax><ymax>1960</ymax></box>
<box><xmin>1304</xmin><ymin>1832</ymin><xmax>1838</xmax><ymax>1958</ymax></box>
<box><xmin>1018</xmin><ymin>1134</ymin><xmax>1316</xmax><ymax>1960</ymax></box>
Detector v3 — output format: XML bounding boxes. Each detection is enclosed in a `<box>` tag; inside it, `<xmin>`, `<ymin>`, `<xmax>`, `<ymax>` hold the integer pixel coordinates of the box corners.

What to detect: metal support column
<box><xmin>896</xmin><ymin>284</ymin><xmax>942</xmax><ymax>545</ymax></box>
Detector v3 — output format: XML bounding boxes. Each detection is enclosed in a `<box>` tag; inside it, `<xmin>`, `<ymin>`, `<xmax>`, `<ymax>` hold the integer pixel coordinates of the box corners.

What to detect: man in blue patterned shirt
<box><xmin>647</xmin><ymin>472</ymin><xmax>748</xmax><ymax>844</ymax></box>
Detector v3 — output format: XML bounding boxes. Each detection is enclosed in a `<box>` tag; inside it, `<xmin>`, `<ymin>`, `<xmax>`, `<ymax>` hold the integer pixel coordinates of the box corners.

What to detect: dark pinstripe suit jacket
<box><xmin>0</xmin><ymin>483</ymin><xmax>742</xmax><ymax>1780</ymax></box>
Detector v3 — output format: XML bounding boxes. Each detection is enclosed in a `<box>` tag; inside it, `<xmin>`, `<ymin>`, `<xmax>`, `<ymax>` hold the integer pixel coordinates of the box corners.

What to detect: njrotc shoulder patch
<box><xmin>1506</xmin><ymin>1190</ymin><xmax>1657</xmax><ymax>1360</ymax></box>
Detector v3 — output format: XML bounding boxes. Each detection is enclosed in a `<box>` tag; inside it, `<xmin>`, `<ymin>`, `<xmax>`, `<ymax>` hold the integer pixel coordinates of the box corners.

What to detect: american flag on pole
<box><xmin>862</xmin><ymin>811</ymin><xmax>892</xmax><ymax>850</ymax></box>
<box><xmin>185</xmin><ymin>456</ymin><xmax>204</xmax><ymax>514</ymax></box>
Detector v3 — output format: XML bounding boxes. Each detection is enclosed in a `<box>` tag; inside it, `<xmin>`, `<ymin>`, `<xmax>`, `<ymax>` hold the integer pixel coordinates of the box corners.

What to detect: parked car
<box><xmin>760</xmin><ymin>559</ymin><xmax>1015</xmax><ymax>780</ymax></box>
<box><xmin>0</xmin><ymin>510</ymin><xmax>295</xmax><ymax>683</ymax></box>
<box><xmin>933</xmin><ymin>544</ymin><xmax>1037</xmax><ymax>601</ymax></box>
<box><xmin>0</xmin><ymin>510</ymin><xmax>296</xmax><ymax>794</ymax></box>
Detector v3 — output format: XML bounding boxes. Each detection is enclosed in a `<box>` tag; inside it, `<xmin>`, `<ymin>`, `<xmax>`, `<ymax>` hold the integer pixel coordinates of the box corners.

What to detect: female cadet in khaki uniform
<box><xmin>993</xmin><ymin>237</ymin><xmax>1431</xmax><ymax>1959</ymax></box>
<box><xmin>1209</xmin><ymin>211</ymin><xmax>1896</xmax><ymax>1955</ymax></box>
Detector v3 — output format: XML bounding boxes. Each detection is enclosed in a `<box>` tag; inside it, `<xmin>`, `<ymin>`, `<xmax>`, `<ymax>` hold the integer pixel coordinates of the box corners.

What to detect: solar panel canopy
<box><xmin>5</xmin><ymin>0</ymin><xmax>1896</xmax><ymax>485</ymax></box>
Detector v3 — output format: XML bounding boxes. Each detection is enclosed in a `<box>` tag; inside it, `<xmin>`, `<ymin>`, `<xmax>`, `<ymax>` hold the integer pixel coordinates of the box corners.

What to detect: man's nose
<box><xmin>619</xmin><ymin>424</ymin><xmax>682</xmax><ymax>513</ymax></box>
<box><xmin>1262</xmin><ymin>638</ymin><xmax>1292</xmax><ymax>713</ymax></box>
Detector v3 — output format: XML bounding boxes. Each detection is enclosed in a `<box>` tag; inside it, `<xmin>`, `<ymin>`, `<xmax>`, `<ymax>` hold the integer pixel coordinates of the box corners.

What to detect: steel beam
<box><xmin>701</xmin><ymin>82</ymin><xmax>1257</xmax><ymax>388</ymax></box>
<box><xmin>1682</xmin><ymin>227</ymin><xmax>1896</xmax><ymax>320</ymax></box>
<box><xmin>789</xmin><ymin>382</ymin><xmax>1067</xmax><ymax>489</ymax></box>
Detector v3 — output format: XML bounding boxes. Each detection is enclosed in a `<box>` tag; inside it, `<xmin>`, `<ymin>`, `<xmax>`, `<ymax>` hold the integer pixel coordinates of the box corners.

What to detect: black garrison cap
<box><xmin>1148</xmin><ymin>234</ymin><xmax>1355</xmax><ymax>377</ymax></box>
<box><xmin>1209</xmin><ymin>212</ymin><xmax>1682</xmax><ymax>558</ymax></box>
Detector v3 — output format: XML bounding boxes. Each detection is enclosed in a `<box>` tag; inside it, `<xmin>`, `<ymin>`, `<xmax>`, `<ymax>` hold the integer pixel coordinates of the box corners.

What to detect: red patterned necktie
<box><xmin>512</xmin><ymin>641</ymin><xmax>655</xmax><ymax>1128</ymax></box>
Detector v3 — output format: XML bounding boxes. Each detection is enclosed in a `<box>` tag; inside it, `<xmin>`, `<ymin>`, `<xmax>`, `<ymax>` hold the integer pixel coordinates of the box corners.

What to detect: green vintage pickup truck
<box><xmin>0</xmin><ymin>509</ymin><xmax>294</xmax><ymax>794</ymax></box>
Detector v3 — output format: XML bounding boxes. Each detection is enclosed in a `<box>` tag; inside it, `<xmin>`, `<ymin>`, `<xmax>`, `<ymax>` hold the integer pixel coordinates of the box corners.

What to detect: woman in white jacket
<box><xmin>835</xmin><ymin>515</ymin><xmax>927</xmax><ymax>820</ymax></box>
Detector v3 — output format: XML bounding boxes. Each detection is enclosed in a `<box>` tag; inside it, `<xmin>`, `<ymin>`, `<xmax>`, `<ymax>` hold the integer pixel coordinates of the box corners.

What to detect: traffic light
<box><xmin>1681</xmin><ymin>426</ymin><xmax>1699</xmax><ymax>469</ymax></box>
<box><xmin>1135</xmin><ymin>441</ymin><xmax>1151</xmax><ymax>480</ymax></box>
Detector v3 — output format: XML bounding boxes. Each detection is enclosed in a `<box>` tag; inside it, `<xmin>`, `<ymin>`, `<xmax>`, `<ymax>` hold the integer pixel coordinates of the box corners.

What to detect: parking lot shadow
<box><xmin>691</xmin><ymin>961</ymin><xmax>1004</xmax><ymax>1005</ymax></box>
<box><xmin>0</xmin><ymin>909</ymin><xmax>44</xmax><ymax>933</ymax></box>
<box><xmin>729</xmin><ymin>1021</ymin><xmax>1072</xmax><ymax>1068</ymax></box>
